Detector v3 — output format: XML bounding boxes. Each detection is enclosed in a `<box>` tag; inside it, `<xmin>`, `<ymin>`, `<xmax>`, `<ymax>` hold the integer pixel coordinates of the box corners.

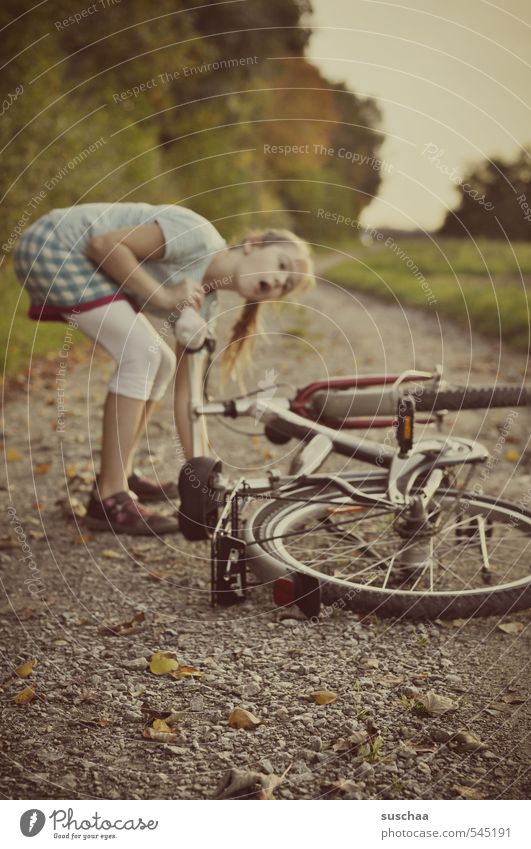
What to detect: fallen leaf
<box><xmin>34</xmin><ymin>463</ymin><xmax>52</xmax><ymax>474</ymax></box>
<box><xmin>100</xmin><ymin>611</ymin><xmax>145</xmax><ymax>637</ymax></box>
<box><xmin>359</xmin><ymin>658</ymin><xmax>379</xmax><ymax>669</ymax></box>
<box><xmin>407</xmin><ymin>738</ymin><xmax>437</xmax><ymax>753</ymax></box>
<box><xmin>16</xmin><ymin>659</ymin><xmax>37</xmax><ymax>678</ymax></box>
<box><xmin>487</xmin><ymin>701</ymin><xmax>513</xmax><ymax>714</ymax></box>
<box><xmin>6</xmin><ymin>448</ymin><xmax>22</xmax><ymax>461</ymax></box>
<box><xmin>214</xmin><ymin>766</ymin><xmax>288</xmax><ymax>799</ymax></box>
<box><xmin>142</xmin><ymin>718</ymin><xmax>178</xmax><ymax>743</ymax></box>
<box><xmin>326</xmin><ymin>779</ymin><xmax>363</xmax><ymax>797</ymax></box>
<box><xmin>73</xmin><ymin>533</ymin><xmax>92</xmax><ymax>545</ymax></box>
<box><xmin>65</xmin><ymin>464</ymin><xmax>77</xmax><ymax>478</ymax></box>
<box><xmin>169</xmin><ymin>665</ymin><xmax>203</xmax><ymax>680</ymax></box>
<box><xmin>452</xmin><ymin>783</ymin><xmax>484</xmax><ymax>800</ymax></box>
<box><xmin>312</xmin><ymin>690</ymin><xmax>337</xmax><ymax>705</ymax></box>
<box><xmin>77</xmin><ymin>718</ymin><xmax>109</xmax><ymax>728</ymax></box>
<box><xmin>149</xmin><ymin>651</ymin><xmax>179</xmax><ymax>676</ymax></box>
<box><xmin>416</xmin><ymin>691</ymin><xmax>457</xmax><ymax>716</ymax></box>
<box><xmin>140</xmin><ymin>702</ymin><xmax>183</xmax><ymax>724</ymax></box>
<box><xmin>451</xmin><ymin>731</ymin><xmax>487</xmax><ymax>753</ymax></box>
<box><xmin>497</xmin><ymin>622</ymin><xmax>524</xmax><ymax>635</ymax></box>
<box><xmin>144</xmin><ymin>569</ymin><xmax>171</xmax><ymax>582</ymax></box>
<box><xmin>332</xmin><ymin>730</ymin><xmax>369</xmax><ymax>753</ymax></box>
<box><xmin>505</xmin><ymin>449</ymin><xmax>519</xmax><ymax>462</ymax></box>
<box><xmin>500</xmin><ymin>694</ymin><xmax>525</xmax><ymax>705</ymax></box>
<box><xmin>57</xmin><ymin>496</ymin><xmax>86</xmax><ymax>519</ymax></box>
<box><xmin>73</xmin><ymin>692</ymin><xmax>98</xmax><ymax>705</ymax></box>
<box><xmin>102</xmin><ymin>549</ymin><xmax>124</xmax><ymax>560</ymax></box>
<box><xmin>14</xmin><ymin>686</ymin><xmax>35</xmax><ymax>704</ymax></box>
<box><xmin>228</xmin><ymin>708</ymin><xmax>263</xmax><ymax>729</ymax></box>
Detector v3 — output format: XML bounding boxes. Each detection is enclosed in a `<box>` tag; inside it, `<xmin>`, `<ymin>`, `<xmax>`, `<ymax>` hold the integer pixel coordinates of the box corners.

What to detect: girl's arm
<box><xmin>86</xmin><ymin>224</ymin><xmax>202</xmax><ymax>311</ymax></box>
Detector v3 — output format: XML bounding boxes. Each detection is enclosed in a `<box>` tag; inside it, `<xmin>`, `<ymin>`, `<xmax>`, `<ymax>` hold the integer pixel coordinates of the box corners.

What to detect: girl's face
<box><xmin>234</xmin><ymin>241</ymin><xmax>304</xmax><ymax>302</ymax></box>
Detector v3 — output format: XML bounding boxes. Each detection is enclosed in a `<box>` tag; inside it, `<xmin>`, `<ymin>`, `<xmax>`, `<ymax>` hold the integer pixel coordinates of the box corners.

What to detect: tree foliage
<box><xmin>441</xmin><ymin>149</ymin><xmax>531</xmax><ymax>241</ymax></box>
<box><xmin>1</xmin><ymin>0</ymin><xmax>383</xmax><ymax>249</ymax></box>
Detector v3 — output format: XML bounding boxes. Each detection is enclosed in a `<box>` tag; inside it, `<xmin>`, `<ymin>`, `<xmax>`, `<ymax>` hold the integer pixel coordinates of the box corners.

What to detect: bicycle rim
<box><xmin>244</xmin><ymin>484</ymin><xmax>531</xmax><ymax>618</ymax></box>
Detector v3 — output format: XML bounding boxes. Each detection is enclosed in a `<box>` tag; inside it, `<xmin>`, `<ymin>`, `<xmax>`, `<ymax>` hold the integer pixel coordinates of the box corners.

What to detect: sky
<box><xmin>307</xmin><ymin>0</ymin><xmax>530</xmax><ymax>230</ymax></box>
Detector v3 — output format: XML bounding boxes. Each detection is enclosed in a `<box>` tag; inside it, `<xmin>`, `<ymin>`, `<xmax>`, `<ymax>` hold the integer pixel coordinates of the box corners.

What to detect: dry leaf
<box><xmin>57</xmin><ymin>496</ymin><xmax>86</xmax><ymax>519</ymax></box>
<box><xmin>452</xmin><ymin>783</ymin><xmax>484</xmax><ymax>800</ymax></box>
<box><xmin>451</xmin><ymin>731</ymin><xmax>487</xmax><ymax>753</ymax></box>
<box><xmin>228</xmin><ymin>708</ymin><xmax>263</xmax><ymax>729</ymax></box>
<box><xmin>312</xmin><ymin>690</ymin><xmax>337</xmax><ymax>705</ymax></box>
<box><xmin>6</xmin><ymin>448</ymin><xmax>22</xmax><ymax>461</ymax></box>
<box><xmin>416</xmin><ymin>691</ymin><xmax>457</xmax><ymax>716</ymax></box>
<box><xmin>73</xmin><ymin>691</ymin><xmax>98</xmax><ymax>705</ymax></box>
<box><xmin>140</xmin><ymin>702</ymin><xmax>183</xmax><ymax>724</ymax></box>
<box><xmin>102</xmin><ymin>549</ymin><xmax>124</xmax><ymax>560</ymax></box>
<box><xmin>143</xmin><ymin>725</ymin><xmax>177</xmax><ymax>743</ymax></box>
<box><xmin>16</xmin><ymin>659</ymin><xmax>37</xmax><ymax>678</ymax></box>
<box><xmin>497</xmin><ymin>622</ymin><xmax>524</xmax><ymax>635</ymax></box>
<box><xmin>505</xmin><ymin>449</ymin><xmax>519</xmax><ymax>462</ymax></box>
<box><xmin>142</xmin><ymin>715</ymin><xmax>179</xmax><ymax>742</ymax></box>
<box><xmin>100</xmin><ymin>611</ymin><xmax>145</xmax><ymax>637</ymax></box>
<box><xmin>144</xmin><ymin>569</ymin><xmax>171</xmax><ymax>582</ymax></box>
<box><xmin>332</xmin><ymin>730</ymin><xmax>369</xmax><ymax>753</ymax></box>
<box><xmin>149</xmin><ymin>651</ymin><xmax>179</xmax><ymax>676</ymax></box>
<box><xmin>65</xmin><ymin>464</ymin><xmax>77</xmax><ymax>478</ymax></box>
<box><xmin>169</xmin><ymin>665</ymin><xmax>203</xmax><ymax>680</ymax></box>
<box><xmin>487</xmin><ymin>701</ymin><xmax>513</xmax><ymax>714</ymax></box>
<box><xmin>14</xmin><ymin>686</ymin><xmax>35</xmax><ymax>704</ymax></box>
<box><xmin>359</xmin><ymin>658</ymin><xmax>379</xmax><ymax>669</ymax></box>
<box><xmin>73</xmin><ymin>533</ymin><xmax>92</xmax><ymax>545</ymax></box>
<box><xmin>34</xmin><ymin>463</ymin><xmax>52</xmax><ymax>474</ymax></box>
<box><xmin>214</xmin><ymin>766</ymin><xmax>288</xmax><ymax>800</ymax></box>
<box><xmin>500</xmin><ymin>694</ymin><xmax>525</xmax><ymax>705</ymax></box>
<box><xmin>77</xmin><ymin>718</ymin><xmax>109</xmax><ymax>728</ymax></box>
<box><xmin>407</xmin><ymin>736</ymin><xmax>437</xmax><ymax>753</ymax></box>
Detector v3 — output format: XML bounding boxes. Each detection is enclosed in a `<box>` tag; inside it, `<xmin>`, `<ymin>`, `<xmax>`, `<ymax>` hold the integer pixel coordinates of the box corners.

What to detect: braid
<box><xmin>222</xmin><ymin>301</ymin><xmax>261</xmax><ymax>382</ymax></box>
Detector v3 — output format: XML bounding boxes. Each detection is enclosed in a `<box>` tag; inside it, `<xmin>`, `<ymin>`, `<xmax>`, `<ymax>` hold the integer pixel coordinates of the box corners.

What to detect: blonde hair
<box><xmin>222</xmin><ymin>229</ymin><xmax>314</xmax><ymax>381</ymax></box>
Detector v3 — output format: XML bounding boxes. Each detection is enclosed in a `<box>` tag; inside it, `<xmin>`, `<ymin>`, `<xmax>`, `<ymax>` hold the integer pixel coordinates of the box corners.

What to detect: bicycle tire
<box><xmin>243</xmin><ymin>482</ymin><xmax>531</xmax><ymax>619</ymax></box>
<box><xmin>313</xmin><ymin>383</ymin><xmax>529</xmax><ymax>420</ymax></box>
<box><xmin>415</xmin><ymin>384</ymin><xmax>530</xmax><ymax>413</ymax></box>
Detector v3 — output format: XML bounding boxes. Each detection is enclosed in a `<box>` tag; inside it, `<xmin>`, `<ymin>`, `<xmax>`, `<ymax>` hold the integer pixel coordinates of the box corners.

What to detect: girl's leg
<box><xmin>68</xmin><ymin>301</ymin><xmax>176</xmax><ymax>497</ymax></box>
<box><xmin>125</xmin><ymin>341</ymin><xmax>176</xmax><ymax>477</ymax></box>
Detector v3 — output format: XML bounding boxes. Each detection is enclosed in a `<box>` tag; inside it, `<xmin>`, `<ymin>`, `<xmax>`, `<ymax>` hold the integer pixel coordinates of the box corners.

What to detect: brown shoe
<box><xmin>86</xmin><ymin>490</ymin><xmax>180</xmax><ymax>535</ymax></box>
<box><xmin>127</xmin><ymin>469</ymin><xmax>179</xmax><ymax>503</ymax></box>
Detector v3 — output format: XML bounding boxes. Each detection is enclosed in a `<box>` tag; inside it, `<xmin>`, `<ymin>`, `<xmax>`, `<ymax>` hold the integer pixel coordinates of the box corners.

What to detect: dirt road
<box><xmin>1</xmin><ymin>272</ymin><xmax>529</xmax><ymax>800</ymax></box>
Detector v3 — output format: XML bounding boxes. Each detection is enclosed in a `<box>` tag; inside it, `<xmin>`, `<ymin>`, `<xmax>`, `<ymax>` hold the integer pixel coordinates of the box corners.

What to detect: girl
<box><xmin>14</xmin><ymin>203</ymin><xmax>313</xmax><ymax>536</ymax></box>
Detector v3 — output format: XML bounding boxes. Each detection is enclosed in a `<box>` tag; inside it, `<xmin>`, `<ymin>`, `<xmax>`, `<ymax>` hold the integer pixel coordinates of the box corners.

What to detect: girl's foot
<box><xmin>86</xmin><ymin>490</ymin><xmax>180</xmax><ymax>535</ymax></box>
<box><xmin>127</xmin><ymin>469</ymin><xmax>179</xmax><ymax>502</ymax></box>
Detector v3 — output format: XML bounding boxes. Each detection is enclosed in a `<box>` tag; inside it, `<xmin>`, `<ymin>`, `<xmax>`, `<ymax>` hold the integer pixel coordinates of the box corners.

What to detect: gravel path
<box><xmin>1</xmin><ymin>267</ymin><xmax>530</xmax><ymax>800</ymax></box>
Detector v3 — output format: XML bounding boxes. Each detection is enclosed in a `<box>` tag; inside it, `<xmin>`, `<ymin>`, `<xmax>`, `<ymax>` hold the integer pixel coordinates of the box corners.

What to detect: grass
<box><xmin>0</xmin><ymin>265</ymin><xmax>88</xmax><ymax>381</ymax></box>
<box><xmin>327</xmin><ymin>237</ymin><xmax>531</xmax><ymax>352</ymax></box>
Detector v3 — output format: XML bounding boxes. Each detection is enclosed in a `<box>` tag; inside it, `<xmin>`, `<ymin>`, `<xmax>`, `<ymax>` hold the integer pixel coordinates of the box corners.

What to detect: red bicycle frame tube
<box><xmin>291</xmin><ymin>374</ymin><xmax>436</xmax><ymax>429</ymax></box>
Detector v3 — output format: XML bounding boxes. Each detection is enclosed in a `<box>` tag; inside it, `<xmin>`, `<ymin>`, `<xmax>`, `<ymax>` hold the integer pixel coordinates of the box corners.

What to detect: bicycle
<box><xmin>176</xmin><ymin>293</ymin><xmax>531</xmax><ymax>620</ymax></box>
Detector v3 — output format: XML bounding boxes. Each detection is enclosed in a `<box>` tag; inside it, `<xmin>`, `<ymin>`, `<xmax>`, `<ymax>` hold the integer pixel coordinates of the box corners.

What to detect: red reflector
<box><xmin>273</xmin><ymin>578</ymin><xmax>296</xmax><ymax>607</ymax></box>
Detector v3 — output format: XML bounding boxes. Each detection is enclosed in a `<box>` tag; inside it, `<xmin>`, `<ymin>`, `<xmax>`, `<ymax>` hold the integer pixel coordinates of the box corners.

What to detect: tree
<box><xmin>441</xmin><ymin>149</ymin><xmax>531</xmax><ymax>241</ymax></box>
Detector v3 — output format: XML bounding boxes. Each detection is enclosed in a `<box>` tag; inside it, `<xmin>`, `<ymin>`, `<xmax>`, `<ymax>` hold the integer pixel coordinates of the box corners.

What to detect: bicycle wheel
<box><xmin>244</xmin><ymin>481</ymin><xmax>531</xmax><ymax>618</ymax></box>
<box><xmin>313</xmin><ymin>382</ymin><xmax>529</xmax><ymax>419</ymax></box>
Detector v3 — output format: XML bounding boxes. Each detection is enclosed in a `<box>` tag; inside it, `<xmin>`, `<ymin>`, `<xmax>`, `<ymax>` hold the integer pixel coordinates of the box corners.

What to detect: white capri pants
<box><xmin>64</xmin><ymin>300</ymin><xmax>177</xmax><ymax>402</ymax></box>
